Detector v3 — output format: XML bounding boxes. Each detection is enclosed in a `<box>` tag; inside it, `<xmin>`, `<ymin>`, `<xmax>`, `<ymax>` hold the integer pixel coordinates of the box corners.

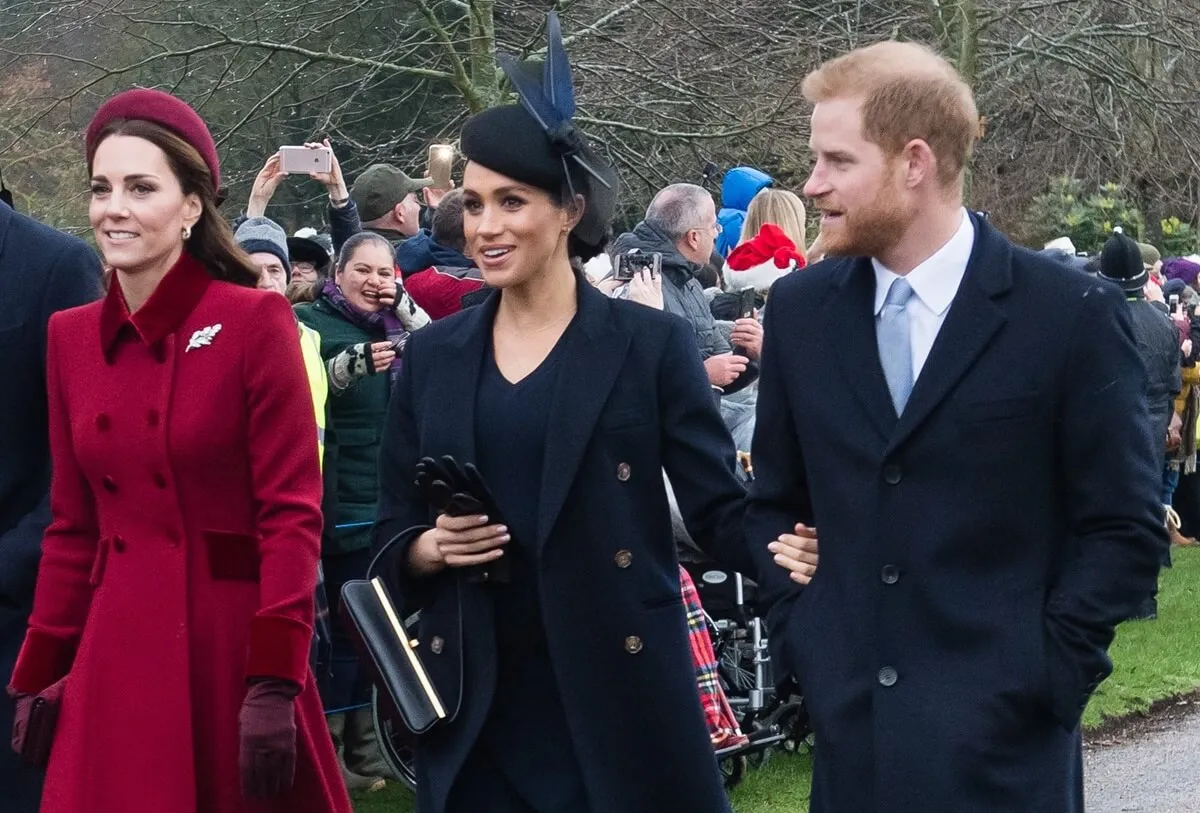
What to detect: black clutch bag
<box><xmin>340</xmin><ymin>544</ymin><xmax>458</xmax><ymax>736</ymax></box>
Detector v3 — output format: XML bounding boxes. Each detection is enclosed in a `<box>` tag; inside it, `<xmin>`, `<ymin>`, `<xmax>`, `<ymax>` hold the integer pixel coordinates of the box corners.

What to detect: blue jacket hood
<box><xmin>395</xmin><ymin>230</ymin><xmax>473</xmax><ymax>278</ymax></box>
<box><xmin>720</xmin><ymin>166</ymin><xmax>773</xmax><ymax>212</ymax></box>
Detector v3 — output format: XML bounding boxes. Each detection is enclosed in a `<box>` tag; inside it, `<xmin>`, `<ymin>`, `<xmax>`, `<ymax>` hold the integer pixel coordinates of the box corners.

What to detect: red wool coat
<box><xmin>8</xmin><ymin>254</ymin><xmax>351</xmax><ymax>813</ymax></box>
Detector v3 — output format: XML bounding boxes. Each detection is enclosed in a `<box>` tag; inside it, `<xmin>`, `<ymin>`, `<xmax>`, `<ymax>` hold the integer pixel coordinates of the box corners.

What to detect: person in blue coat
<box><xmin>0</xmin><ymin>202</ymin><xmax>102</xmax><ymax>811</ymax></box>
<box><xmin>715</xmin><ymin>166</ymin><xmax>773</xmax><ymax>257</ymax></box>
<box><xmin>750</xmin><ymin>42</ymin><xmax>1164</xmax><ymax>813</ymax></box>
<box><xmin>374</xmin><ymin>15</ymin><xmax>750</xmax><ymax>813</ymax></box>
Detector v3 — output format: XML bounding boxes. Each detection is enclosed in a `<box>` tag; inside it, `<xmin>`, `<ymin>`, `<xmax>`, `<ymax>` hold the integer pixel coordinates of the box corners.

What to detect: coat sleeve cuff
<box><xmin>8</xmin><ymin>628</ymin><xmax>78</xmax><ymax>695</ymax></box>
<box><xmin>246</xmin><ymin>615</ymin><xmax>312</xmax><ymax>686</ymax></box>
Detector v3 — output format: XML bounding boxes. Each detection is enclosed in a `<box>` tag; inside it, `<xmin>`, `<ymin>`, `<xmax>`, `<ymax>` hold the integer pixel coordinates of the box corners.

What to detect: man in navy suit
<box><xmin>748</xmin><ymin>42</ymin><xmax>1164</xmax><ymax>812</ymax></box>
<box><xmin>0</xmin><ymin>202</ymin><xmax>101</xmax><ymax>810</ymax></box>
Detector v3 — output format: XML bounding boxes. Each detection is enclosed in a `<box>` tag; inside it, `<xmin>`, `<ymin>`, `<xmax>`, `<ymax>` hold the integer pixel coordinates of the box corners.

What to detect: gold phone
<box><xmin>428</xmin><ymin>144</ymin><xmax>454</xmax><ymax>190</ymax></box>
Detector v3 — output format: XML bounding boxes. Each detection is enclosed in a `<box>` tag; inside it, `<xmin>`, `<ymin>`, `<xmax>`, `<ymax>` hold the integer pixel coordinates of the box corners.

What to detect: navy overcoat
<box><xmin>747</xmin><ymin>215</ymin><xmax>1164</xmax><ymax>813</ymax></box>
<box><xmin>375</xmin><ymin>277</ymin><xmax>750</xmax><ymax>813</ymax></box>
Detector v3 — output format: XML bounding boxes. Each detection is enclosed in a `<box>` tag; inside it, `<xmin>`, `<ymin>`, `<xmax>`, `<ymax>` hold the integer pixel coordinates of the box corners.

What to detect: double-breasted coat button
<box><xmin>101</xmin><ymin>475</ymin><xmax>118</xmax><ymax>493</ymax></box>
<box><xmin>147</xmin><ymin>410</ymin><xmax>160</xmax><ymax>427</ymax></box>
<box><xmin>152</xmin><ymin>344</ymin><xmax>167</xmax><ymax>364</ymax></box>
<box><xmin>614</xmin><ymin>550</ymin><xmax>633</xmax><ymax>568</ymax></box>
<box><xmin>624</xmin><ymin>635</ymin><xmax>643</xmax><ymax>654</ymax></box>
<box><xmin>430</xmin><ymin>636</ymin><xmax>445</xmax><ymax>655</ymax></box>
<box><xmin>617</xmin><ymin>463</ymin><xmax>632</xmax><ymax>482</ymax></box>
<box><xmin>881</xmin><ymin>564</ymin><xmax>900</xmax><ymax>585</ymax></box>
<box><xmin>112</xmin><ymin>535</ymin><xmax>126</xmax><ymax>553</ymax></box>
<box><xmin>152</xmin><ymin>473</ymin><xmax>168</xmax><ymax>489</ymax></box>
<box><xmin>95</xmin><ymin>413</ymin><xmax>111</xmax><ymax>431</ymax></box>
<box><xmin>878</xmin><ymin>666</ymin><xmax>898</xmax><ymax>687</ymax></box>
<box><xmin>883</xmin><ymin>464</ymin><xmax>902</xmax><ymax>485</ymax></box>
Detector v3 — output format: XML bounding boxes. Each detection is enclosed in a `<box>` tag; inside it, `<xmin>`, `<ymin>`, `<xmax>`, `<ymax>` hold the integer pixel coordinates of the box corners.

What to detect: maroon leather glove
<box><xmin>9</xmin><ymin>678</ymin><xmax>65</xmax><ymax>769</ymax></box>
<box><xmin>238</xmin><ymin>679</ymin><xmax>300</xmax><ymax>798</ymax></box>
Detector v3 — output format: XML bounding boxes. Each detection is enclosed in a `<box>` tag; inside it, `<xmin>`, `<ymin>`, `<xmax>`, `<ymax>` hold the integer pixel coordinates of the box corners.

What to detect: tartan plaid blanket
<box><xmin>681</xmin><ymin>566</ymin><xmax>749</xmax><ymax>750</ymax></box>
<box><xmin>311</xmin><ymin>561</ymin><xmax>334</xmax><ymax>698</ymax></box>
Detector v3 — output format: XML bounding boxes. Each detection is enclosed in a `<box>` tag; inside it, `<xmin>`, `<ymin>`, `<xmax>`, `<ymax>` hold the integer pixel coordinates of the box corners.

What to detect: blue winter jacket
<box><xmin>716</xmin><ymin>166</ymin><xmax>773</xmax><ymax>256</ymax></box>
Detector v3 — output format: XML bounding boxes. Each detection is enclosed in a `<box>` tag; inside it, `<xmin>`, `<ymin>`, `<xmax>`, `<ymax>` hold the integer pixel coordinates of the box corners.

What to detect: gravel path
<box><xmin>1084</xmin><ymin>699</ymin><xmax>1200</xmax><ymax>813</ymax></box>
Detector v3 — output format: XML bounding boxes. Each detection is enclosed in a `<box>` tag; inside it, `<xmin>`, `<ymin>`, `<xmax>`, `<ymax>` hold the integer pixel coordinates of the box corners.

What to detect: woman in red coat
<box><xmin>6</xmin><ymin>89</ymin><xmax>351</xmax><ymax>813</ymax></box>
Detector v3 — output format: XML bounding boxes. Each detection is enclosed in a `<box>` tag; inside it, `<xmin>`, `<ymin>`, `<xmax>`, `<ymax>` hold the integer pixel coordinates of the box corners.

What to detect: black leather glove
<box><xmin>415</xmin><ymin>456</ymin><xmax>511</xmax><ymax>583</ymax></box>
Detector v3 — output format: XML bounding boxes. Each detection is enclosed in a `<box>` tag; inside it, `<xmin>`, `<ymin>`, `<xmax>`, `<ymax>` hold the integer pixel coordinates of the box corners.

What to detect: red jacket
<box><xmin>404</xmin><ymin>264</ymin><xmax>486</xmax><ymax>320</ymax></box>
<box><xmin>9</xmin><ymin>254</ymin><xmax>350</xmax><ymax>813</ymax></box>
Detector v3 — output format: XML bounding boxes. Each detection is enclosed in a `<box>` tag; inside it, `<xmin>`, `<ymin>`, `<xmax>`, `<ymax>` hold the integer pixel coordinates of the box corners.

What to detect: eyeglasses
<box><xmin>692</xmin><ymin>221</ymin><xmax>722</xmax><ymax>235</ymax></box>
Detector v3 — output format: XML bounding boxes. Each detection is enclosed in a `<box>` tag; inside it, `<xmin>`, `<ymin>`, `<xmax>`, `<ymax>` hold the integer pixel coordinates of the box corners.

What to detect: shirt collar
<box><xmin>872</xmin><ymin>209</ymin><xmax>975</xmax><ymax>316</ymax></box>
<box><xmin>100</xmin><ymin>252</ymin><xmax>212</xmax><ymax>363</ymax></box>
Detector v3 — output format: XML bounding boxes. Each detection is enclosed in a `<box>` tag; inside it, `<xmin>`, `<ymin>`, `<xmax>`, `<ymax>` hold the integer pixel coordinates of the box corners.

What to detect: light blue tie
<box><xmin>877</xmin><ymin>278</ymin><xmax>915</xmax><ymax>415</ymax></box>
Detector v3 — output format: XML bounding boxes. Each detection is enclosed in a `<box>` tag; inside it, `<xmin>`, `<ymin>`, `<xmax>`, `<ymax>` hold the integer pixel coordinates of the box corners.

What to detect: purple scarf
<box><xmin>320</xmin><ymin>279</ymin><xmax>407</xmax><ymax>382</ymax></box>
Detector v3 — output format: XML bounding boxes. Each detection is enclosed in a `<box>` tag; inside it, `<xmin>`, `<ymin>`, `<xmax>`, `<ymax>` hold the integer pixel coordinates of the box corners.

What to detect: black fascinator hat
<box><xmin>460</xmin><ymin>13</ymin><xmax>618</xmax><ymax>252</ymax></box>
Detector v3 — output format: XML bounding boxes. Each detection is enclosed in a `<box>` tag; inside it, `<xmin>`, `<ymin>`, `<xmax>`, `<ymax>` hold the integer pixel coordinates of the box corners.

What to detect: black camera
<box><xmin>614</xmin><ymin>251</ymin><xmax>663</xmax><ymax>282</ymax></box>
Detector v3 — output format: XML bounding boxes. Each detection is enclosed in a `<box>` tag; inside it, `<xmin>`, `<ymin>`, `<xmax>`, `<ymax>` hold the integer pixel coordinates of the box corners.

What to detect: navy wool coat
<box><xmin>375</xmin><ymin>278</ymin><xmax>751</xmax><ymax>813</ymax></box>
<box><xmin>0</xmin><ymin>204</ymin><xmax>101</xmax><ymax>810</ymax></box>
<box><xmin>746</xmin><ymin>215</ymin><xmax>1164</xmax><ymax>813</ymax></box>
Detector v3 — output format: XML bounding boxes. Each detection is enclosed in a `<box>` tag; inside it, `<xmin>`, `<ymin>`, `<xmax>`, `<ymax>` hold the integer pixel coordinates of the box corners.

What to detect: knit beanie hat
<box><xmin>722</xmin><ymin>223</ymin><xmax>806</xmax><ymax>293</ymax></box>
<box><xmin>1098</xmin><ymin>232</ymin><xmax>1147</xmax><ymax>293</ymax></box>
<box><xmin>86</xmin><ymin>88</ymin><xmax>220</xmax><ymax>189</ymax></box>
<box><xmin>235</xmin><ymin>217</ymin><xmax>290</xmax><ymax>275</ymax></box>
<box><xmin>1163</xmin><ymin>258</ymin><xmax>1200</xmax><ymax>287</ymax></box>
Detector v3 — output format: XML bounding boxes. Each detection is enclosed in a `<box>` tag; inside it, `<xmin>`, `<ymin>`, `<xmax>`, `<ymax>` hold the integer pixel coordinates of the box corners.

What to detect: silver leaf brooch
<box><xmin>186</xmin><ymin>324</ymin><xmax>222</xmax><ymax>352</ymax></box>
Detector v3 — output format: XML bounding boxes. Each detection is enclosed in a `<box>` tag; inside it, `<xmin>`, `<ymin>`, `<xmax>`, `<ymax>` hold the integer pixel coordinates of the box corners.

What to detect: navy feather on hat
<box><xmin>459</xmin><ymin>12</ymin><xmax>618</xmax><ymax>248</ymax></box>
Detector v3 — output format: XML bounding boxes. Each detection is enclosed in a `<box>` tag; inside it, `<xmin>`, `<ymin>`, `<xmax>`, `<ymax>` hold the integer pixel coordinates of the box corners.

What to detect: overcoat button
<box><xmin>881</xmin><ymin>564</ymin><xmax>900</xmax><ymax>585</ymax></box>
<box><xmin>147</xmin><ymin>410</ymin><xmax>160</xmax><ymax>427</ymax></box>
<box><xmin>617</xmin><ymin>463</ymin><xmax>632</xmax><ymax>482</ymax></box>
<box><xmin>614</xmin><ymin>550</ymin><xmax>633</xmax><ymax>568</ymax></box>
<box><xmin>152</xmin><ymin>344</ymin><xmax>167</xmax><ymax>364</ymax></box>
<box><xmin>152</xmin><ymin>473</ymin><xmax>168</xmax><ymax>489</ymax></box>
<box><xmin>102</xmin><ymin>475</ymin><xmax>118</xmax><ymax>493</ymax></box>
<box><xmin>624</xmin><ymin>635</ymin><xmax>643</xmax><ymax>654</ymax></box>
<box><xmin>95</xmin><ymin>414</ymin><xmax>111</xmax><ymax>431</ymax></box>
<box><xmin>112</xmin><ymin>535</ymin><xmax>126</xmax><ymax>553</ymax></box>
<box><xmin>430</xmin><ymin>636</ymin><xmax>445</xmax><ymax>655</ymax></box>
<box><xmin>883</xmin><ymin>464</ymin><xmax>902</xmax><ymax>485</ymax></box>
<box><xmin>878</xmin><ymin>666</ymin><xmax>898</xmax><ymax>687</ymax></box>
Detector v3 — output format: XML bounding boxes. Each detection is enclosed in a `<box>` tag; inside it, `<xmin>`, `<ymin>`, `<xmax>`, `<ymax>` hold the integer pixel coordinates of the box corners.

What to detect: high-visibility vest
<box><xmin>298</xmin><ymin>321</ymin><xmax>328</xmax><ymax>469</ymax></box>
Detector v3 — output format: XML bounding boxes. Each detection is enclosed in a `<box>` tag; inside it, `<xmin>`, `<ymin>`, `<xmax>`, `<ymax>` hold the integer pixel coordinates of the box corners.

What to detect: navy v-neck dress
<box><xmin>447</xmin><ymin>319</ymin><xmax>591</xmax><ymax>812</ymax></box>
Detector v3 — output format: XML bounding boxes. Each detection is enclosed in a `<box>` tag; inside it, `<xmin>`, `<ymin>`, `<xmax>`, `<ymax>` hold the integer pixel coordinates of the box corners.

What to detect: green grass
<box><xmin>351</xmin><ymin>549</ymin><xmax>1200</xmax><ymax>812</ymax></box>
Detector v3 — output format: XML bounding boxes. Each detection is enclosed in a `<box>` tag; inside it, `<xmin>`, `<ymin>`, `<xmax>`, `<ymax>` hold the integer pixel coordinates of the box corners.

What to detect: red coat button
<box><xmin>152</xmin><ymin>473</ymin><xmax>168</xmax><ymax>489</ymax></box>
<box><xmin>112</xmin><ymin>536</ymin><xmax>127</xmax><ymax>553</ymax></box>
<box><xmin>147</xmin><ymin>410</ymin><xmax>160</xmax><ymax>427</ymax></box>
<box><xmin>102</xmin><ymin>476</ymin><xmax>118</xmax><ymax>493</ymax></box>
<box><xmin>95</xmin><ymin>414</ymin><xmax>111</xmax><ymax>431</ymax></box>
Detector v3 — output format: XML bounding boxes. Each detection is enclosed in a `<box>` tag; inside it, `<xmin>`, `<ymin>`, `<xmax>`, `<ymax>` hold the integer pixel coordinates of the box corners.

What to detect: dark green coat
<box><xmin>295</xmin><ymin>297</ymin><xmax>390</xmax><ymax>554</ymax></box>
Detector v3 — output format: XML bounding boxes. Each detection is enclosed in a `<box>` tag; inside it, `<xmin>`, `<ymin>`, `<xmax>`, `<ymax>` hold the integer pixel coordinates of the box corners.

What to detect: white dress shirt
<box><xmin>872</xmin><ymin>210</ymin><xmax>975</xmax><ymax>380</ymax></box>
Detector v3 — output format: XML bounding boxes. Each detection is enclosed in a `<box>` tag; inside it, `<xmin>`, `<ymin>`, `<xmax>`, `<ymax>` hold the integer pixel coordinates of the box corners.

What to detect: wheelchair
<box><xmin>680</xmin><ymin>558</ymin><xmax>811</xmax><ymax>788</ymax></box>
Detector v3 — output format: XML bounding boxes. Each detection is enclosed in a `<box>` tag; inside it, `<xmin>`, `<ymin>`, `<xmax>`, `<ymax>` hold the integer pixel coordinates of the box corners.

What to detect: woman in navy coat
<box><xmin>374</xmin><ymin>16</ymin><xmax>750</xmax><ymax>813</ymax></box>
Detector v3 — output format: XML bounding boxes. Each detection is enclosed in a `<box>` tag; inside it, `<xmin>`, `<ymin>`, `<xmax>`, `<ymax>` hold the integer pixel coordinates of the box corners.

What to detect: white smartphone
<box><xmin>279</xmin><ymin>145</ymin><xmax>332</xmax><ymax>174</ymax></box>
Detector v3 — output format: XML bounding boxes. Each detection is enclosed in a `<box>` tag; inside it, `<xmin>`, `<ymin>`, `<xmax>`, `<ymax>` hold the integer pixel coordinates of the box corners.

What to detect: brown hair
<box><xmin>87</xmin><ymin>119</ymin><xmax>258</xmax><ymax>286</ymax></box>
<box><xmin>741</xmin><ymin>189</ymin><xmax>808</xmax><ymax>250</ymax></box>
<box><xmin>802</xmin><ymin>41</ymin><xmax>978</xmax><ymax>186</ymax></box>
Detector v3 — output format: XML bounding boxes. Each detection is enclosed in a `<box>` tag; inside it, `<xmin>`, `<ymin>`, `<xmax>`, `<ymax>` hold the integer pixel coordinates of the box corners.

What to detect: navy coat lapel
<box><xmin>822</xmin><ymin>257</ymin><xmax>898</xmax><ymax>442</ymax></box>
<box><xmin>887</xmin><ymin>215</ymin><xmax>1012</xmax><ymax>453</ymax></box>
<box><xmin>537</xmin><ymin>280</ymin><xmax>632</xmax><ymax>550</ymax></box>
<box><xmin>432</xmin><ymin>291</ymin><xmax>502</xmax><ymax>463</ymax></box>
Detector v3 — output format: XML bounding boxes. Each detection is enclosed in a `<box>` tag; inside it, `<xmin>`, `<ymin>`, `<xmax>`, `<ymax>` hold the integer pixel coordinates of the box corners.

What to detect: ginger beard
<box><xmin>812</xmin><ymin>159</ymin><xmax>911</xmax><ymax>261</ymax></box>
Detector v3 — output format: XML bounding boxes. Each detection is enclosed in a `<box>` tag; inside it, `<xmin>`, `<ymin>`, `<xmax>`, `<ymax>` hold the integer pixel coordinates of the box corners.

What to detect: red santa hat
<box><xmin>723</xmin><ymin>223</ymin><xmax>806</xmax><ymax>292</ymax></box>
